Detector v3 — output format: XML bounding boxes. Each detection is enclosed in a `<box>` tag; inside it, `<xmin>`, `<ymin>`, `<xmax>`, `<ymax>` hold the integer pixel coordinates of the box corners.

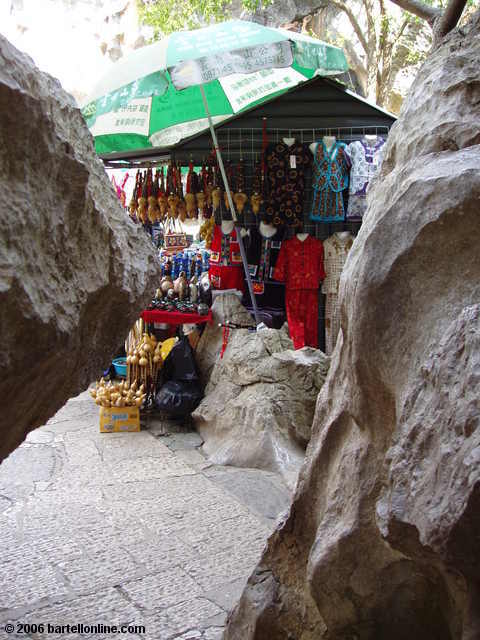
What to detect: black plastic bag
<box><xmin>162</xmin><ymin>336</ymin><xmax>199</xmax><ymax>383</ymax></box>
<box><xmin>154</xmin><ymin>380</ymin><xmax>203</xmax><ymax>417</ymax></box>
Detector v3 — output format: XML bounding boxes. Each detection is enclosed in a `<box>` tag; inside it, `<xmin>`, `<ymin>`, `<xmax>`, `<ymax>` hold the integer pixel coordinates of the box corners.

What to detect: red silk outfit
<box><xmin>209</xmin><ymin>225</ymin><xmax>245</xmax><ymax>293</ymax></box>
<box><xmin>273</xmin><ymin>236</ymin><xmax>325</xmax><ymax>349</ymax></box>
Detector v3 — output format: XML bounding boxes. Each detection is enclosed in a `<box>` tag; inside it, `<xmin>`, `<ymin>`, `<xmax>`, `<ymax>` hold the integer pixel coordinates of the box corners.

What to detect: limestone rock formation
<box><xmin>193</xmin><ymin>327</ymin><xmax>329</xmax><ymax>489</ymax></box>
<box><xmin>195</xmin><ymin>292</ymin><xmax>255</xmax><ymax>386</ymax></box>
<box><xmin>0</xmin><ymin>35</ymin><xmax>160</xmax><ymax>462</ymax></box>
<box><xmin>225</xmin><ymin>11</ymin><xmax>480</xmax><ymax>640</ymax></box>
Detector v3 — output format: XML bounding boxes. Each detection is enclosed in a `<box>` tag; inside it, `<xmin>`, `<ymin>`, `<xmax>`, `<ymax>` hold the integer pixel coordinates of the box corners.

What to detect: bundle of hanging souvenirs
<box><xmin>128</xmin><ymin>153</ymin><xmax>266</xmax><ymax>249</ymax></box>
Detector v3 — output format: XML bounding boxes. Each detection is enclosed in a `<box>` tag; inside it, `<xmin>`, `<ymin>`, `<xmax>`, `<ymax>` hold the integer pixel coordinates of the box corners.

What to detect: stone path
<box><xmin>0</xmin><ymin>392</ymin><xmax>290</xmax><ymax>640</ymax></box>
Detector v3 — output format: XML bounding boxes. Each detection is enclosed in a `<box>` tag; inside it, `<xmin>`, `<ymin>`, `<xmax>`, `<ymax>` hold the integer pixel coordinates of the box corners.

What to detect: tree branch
<box><xmin>388</xmin><ymin>0</ymin><xmax>442</xmax><ymax>24</ymax></box>
<box><xmin>435</xmin><ymin>0</ymin><xmax>468</xmax><ymax>38</ymax></box>
<box><xmin>330</xmin><ymin>1</ymin><xmax>369</xmax><ymax>54</ymax></box>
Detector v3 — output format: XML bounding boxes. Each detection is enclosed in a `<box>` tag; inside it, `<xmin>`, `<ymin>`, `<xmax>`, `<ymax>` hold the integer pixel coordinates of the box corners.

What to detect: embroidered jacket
<box><xmin>209</xmin><ymin>225</ymin><xmax>242</xmax><ymax>268</ymax></box>
<box><xmin>246</xmin><ymin>227</ymin><xmax>284</xmax><ymax>283</ymax></box>
<box><xmin>310</xmin><ymin>141</ymin><xmax>350</xmax><ymax>223</ymax></box>
<box><xmin>273</xmin><ymin>236</ymin><xmax>325</xmax><ymax>290</ymax></box>
<box><xmin>245</xmin><ymin>226</ymin><xmax>285</xmax><ymax>308</ymax></box>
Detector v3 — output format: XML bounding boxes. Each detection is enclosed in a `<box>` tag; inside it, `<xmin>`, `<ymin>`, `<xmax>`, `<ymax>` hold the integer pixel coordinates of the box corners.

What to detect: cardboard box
<box><xmin>99</xmin><ymin>406</ymin><xmax>140</xmax><ymax>433</ymax></box>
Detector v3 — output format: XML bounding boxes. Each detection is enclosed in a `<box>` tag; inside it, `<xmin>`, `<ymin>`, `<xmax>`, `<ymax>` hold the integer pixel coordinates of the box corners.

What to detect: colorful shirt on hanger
<box><xmin>310</xmin><ymin>140</ymin><xmax>350</xmax><ymax>222</ymax></box>
<box><xmin>274</xmin><ymin>235</ymin><xmax>325</xmax><ymax>290</ymax></box>
<box><xmin>264</xmin><ymin>141</ymin><xmax>311</xmax><ymax>228</ymax></box>
<box><xmin>345</xmin><ymin>137</ymin><xmax>385</xmax><ymax>219</ymax></box>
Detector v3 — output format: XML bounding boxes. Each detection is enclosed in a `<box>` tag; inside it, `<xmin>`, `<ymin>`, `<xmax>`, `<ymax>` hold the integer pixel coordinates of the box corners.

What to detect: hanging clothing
<box><xmin>264</xmin><ymin>140</ymin><xmax>311</xmax><ymax>228</ymax></box>
<box><xmin>310</xmin><ymin>140</ymin><xmax>350</xmax><ymax>222</ymax></box>
<box><xmin>345</xmin><ymin>137</ymin><xmax>385</xmax><ymax>220</ymax></box>
<box><xmin>245</xmin><ymin>224</ymin><xmax>285</xmax><ymax>309</ymax></box>
<box><xmin>273</xmin><ymin>235</ymin><xmax>325</xmax><ymax>349</ymax></box>
<box><xmin>322</xmin><ymin>232</ymin><xmax>354</xmax><ymax>354</ymax></box>
<box><xmin>209</xmin><ymin>224</ymin><xmax>245</xmax><ymax>292</ymax></box>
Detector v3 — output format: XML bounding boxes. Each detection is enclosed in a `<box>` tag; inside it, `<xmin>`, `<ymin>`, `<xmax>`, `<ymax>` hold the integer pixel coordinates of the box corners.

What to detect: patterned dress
<box><xmin>310</xmin><ymin>141</ymin><xmax>350</xmax><ymax>222</ymax></box>
<box><xmin>273</xmin><ymin>236</ymin><xmax>325</xmax><ymax>349</ymax></box>
<box><xmin>322</xmin><ymin>232</ymin><xmax>354</xmax><ymax>354</ymax></box>
<box><xmin>345</xmin><ymin>137</ymin><xmax>385</xmax><ymax>220</ymax></box>
<box><xmin>264</xmin><ymin>141</ymin><xmax>311</xmax><ymax>228</ymax></box>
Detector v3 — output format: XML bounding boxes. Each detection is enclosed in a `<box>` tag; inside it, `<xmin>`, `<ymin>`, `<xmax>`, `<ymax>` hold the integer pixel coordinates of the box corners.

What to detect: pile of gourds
<box><xmin>90</xmin><ymin>379</ymin><xmax>146</xmax><ymax>408</ymax></box>
<box><xmin>126</xmin><ymin>332</ymin><xmax>163</xmax><ymax>388</ymax></box>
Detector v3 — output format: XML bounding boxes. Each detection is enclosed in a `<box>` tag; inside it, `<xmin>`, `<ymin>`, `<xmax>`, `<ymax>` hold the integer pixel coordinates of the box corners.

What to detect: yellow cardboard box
<box><xmin>99</xmin><ymin>406</ymin><xmax>140</xmax><ymax>433</ymax></box>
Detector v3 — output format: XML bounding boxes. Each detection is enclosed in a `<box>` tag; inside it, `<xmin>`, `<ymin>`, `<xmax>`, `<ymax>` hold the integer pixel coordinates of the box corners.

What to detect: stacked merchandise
<box><xmin>159</xmin><ymin>248</ymin><xmax>210</xmax><ymax>281</ymax></box>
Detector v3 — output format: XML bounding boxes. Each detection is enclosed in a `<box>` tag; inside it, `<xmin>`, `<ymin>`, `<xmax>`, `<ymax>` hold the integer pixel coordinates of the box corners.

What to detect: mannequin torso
<box><xmin>283</xmin><ymin>137</ymin><xmax>295</xmax><ymax>146</ymax></box>
<box><xmin>296</xmin><ymin>233</ymin><xmax>309</xmax><ymax>242</ymax></box>
<box><xmin>221</xmin><ymin>220</ymin><xmax>234</xmax><ymax>235</ymax></box>
<box><xmin>259</xmin><ymin>221</ymin><xmax>277</xmax><ymax>239</ymax></box>
<box><xmin>310</xmin><ymin>135</ymin><xmax>336</xmax><ymax>155</ymax></box>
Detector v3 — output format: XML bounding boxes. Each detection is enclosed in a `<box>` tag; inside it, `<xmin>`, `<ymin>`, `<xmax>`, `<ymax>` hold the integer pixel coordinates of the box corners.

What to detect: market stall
<box><xmin>84</xmin><ymin>25</ymin><xmax>396</xmax><ymax>432</ymax></box>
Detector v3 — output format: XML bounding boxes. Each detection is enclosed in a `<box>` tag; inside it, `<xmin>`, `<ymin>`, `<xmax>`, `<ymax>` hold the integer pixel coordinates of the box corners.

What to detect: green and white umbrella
<box><xmin>83</xmin><ymin>20</ymin><xmax>348</xmax><ymax>155</ymax></box>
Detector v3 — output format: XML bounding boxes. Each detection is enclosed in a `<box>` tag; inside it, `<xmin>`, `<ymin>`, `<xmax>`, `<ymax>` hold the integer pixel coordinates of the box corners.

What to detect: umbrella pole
<box><xmin>199</xmin><ymin>84</ymin><xmax>261</xmax><ymax>327</ymax></box>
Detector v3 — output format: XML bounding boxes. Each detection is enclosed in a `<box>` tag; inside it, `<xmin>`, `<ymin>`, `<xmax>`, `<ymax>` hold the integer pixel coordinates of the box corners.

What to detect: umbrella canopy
<box><xmin>83</xmin><ymin>21</ymin><xmax>348</xmax><ymax>155</ymax></box>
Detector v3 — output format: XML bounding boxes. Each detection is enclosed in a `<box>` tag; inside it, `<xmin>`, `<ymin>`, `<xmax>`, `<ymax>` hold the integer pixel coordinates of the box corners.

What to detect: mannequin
<box><xmin>221</xmin><ymin>219</ymin><xmax>234</xmax><ymax>235</ymax></box>
<box><xmin>209</xmin><ymin>213</ymin><xmax>245</xmax><ymax>293</ymax></box>
<box><xmin>309</xmin><ymin>135</ymin><xmax>350</xmax><ymax>223</ymax></box>
<box><xmin>345</xmin><ymin>134</ymin><xmax>385</xmax><ymax>220</ymax></box>
<box><xmin>274</xmin><ymin>232</ymin><xmax>325</xmax><ymax>349</ymax></box>
<box><xmin>259</xmin><ymin>220</ymin><xmax>277</xmax><ymax>239</ymax></box>
<box><xmin>244</xmin><ymin>217</ymin><xmax>285</xmax><ymax>315</ymax></box>
<box><xmin>283</xmin><ymin>137</ymin><xmax>295</xmax><ymax>146</ymax></box>
<box><xmin>309</xmin><ymin>135</ymin><xmax>336</xmax><ymax>155</ymax></box>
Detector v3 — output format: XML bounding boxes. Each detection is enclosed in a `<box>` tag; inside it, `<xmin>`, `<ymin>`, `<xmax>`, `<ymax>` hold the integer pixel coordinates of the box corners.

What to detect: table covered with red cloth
<box><xmin>141</xmin><ymin>309</ymin><xmax>213</xmax><ymax>325</ymax></box>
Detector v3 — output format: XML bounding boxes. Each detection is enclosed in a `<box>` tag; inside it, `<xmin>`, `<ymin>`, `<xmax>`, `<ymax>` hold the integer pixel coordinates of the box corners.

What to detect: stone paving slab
<box><xmin>0</xmin><ymin>391</ymin><xmax>291</xmax><ymax>639</ymax></box>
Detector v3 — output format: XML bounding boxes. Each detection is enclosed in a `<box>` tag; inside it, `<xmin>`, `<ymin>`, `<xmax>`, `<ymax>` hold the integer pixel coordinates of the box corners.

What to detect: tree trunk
<box><xmin>434</xmin><ymin>0</ymin><xmax>468</xmax><ymax>40</ymax></box>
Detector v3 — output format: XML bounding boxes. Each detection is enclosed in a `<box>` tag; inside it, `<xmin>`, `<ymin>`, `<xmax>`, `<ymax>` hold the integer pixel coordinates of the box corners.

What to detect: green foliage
<box><xmin>137</xmin><ymin>0</ymin><xmax>273</xmax><ymax>39</ymax></box>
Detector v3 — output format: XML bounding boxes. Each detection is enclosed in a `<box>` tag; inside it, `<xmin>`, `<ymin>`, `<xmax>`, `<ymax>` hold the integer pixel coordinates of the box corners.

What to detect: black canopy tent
<box><xmin>101</xmin><ymin>75</ymin><xmax>396</xmax><ymax>168</ymax></box>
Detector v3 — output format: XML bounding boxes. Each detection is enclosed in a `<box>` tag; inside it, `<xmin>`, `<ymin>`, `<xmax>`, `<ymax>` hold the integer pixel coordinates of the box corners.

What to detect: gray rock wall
<box><xmin>224</xmin><ymin>11</ymin><xmax>480</xmax><ymax>640</ymax></box>
<box><xmin>0</xmin><ymin>35</ymin><xmax>160</xmax><ymax>461</ymax></box>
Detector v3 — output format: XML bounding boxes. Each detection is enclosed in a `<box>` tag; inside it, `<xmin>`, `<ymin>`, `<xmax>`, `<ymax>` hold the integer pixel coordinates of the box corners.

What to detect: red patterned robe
<box><xmin>208</xmin><ymin>225</ymin><xmax>245</xmax><ymax>293</ymax></box>
<box><xmin>273</xmin><ymin>236</ymin><xmax>325</xmax><ymax>349</ymax></box>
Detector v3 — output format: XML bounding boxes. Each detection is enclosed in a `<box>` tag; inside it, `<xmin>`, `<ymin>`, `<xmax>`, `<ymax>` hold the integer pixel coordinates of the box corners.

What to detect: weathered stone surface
<box><xmin>193</xmin><ymin>328</ymin><xmax>329</xmax><ymax>489</ymax></box>
<box><xmin>0</xmin><ymin>35</ymin><xmax>160</xmax><ymax>462</ymax></box>
<box><xmin>225</xmin><ymin>12</ymin><xmax>480</xmax><ymax>640</ymax></box>
<box><xmin>195</xmin><ymin>292</ymin><xmax>255</xmax><ymax>386</ymax></box>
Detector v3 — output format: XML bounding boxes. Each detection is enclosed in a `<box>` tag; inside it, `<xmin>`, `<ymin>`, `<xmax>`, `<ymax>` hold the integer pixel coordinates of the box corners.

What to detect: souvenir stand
<box><xmin>101</xmin><ymin>75</ymin><xmax>395</xmax><ymax>354</ymax></box>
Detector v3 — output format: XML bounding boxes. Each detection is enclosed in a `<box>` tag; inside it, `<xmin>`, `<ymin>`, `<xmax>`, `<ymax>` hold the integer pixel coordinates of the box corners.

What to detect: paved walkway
<box><xmin>0</xmin><ymin>391</ymin><xmax>290</xmax><ymax>640</ymax></box>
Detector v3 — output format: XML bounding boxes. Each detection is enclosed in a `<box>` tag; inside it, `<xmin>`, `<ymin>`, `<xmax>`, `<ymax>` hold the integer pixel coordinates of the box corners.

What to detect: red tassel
<box><xmin>220</xmin><ymin>326</ymin><xmax>230</xmax><ymax>359</ymax></box>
